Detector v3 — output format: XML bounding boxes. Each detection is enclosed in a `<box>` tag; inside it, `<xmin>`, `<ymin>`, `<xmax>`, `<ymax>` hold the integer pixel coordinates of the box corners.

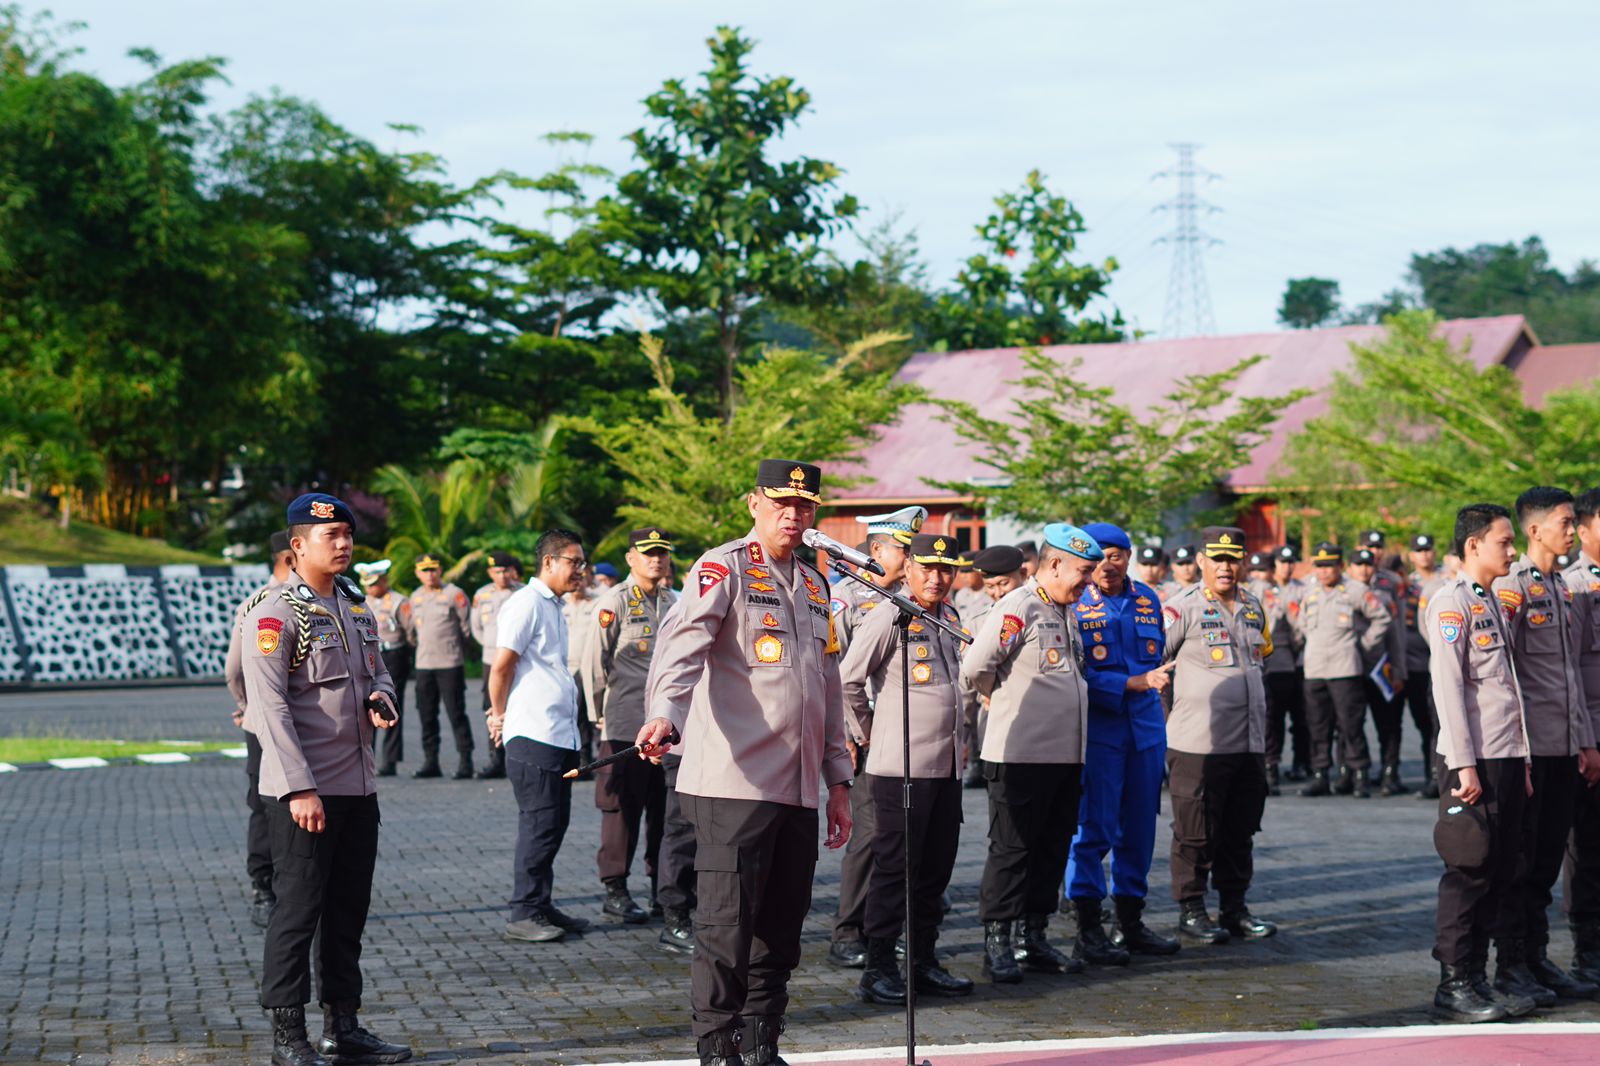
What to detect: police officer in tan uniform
<box><xmin>471</xmin><ymin>551</ymin><xmax>522</xmax><ymax>780</ymax></box>
<box><xmin>960</xmin><ymin>523</ymin><xmax>1101</xmax><ymax>984</ymax></box>
<box><xmin>583</xmin><ymin>528</ymin><xmax>679</xmax><ymax>924</ymax></box>
<box><xmin>636</xmin><ymin>460</ymin><xmax>854</xmax><ymax>1066</ymax></box>
<box><xmin>1489</xmin><ymin>487</ymin><xmax>1600</xmax><ymax>1004</ymax></box>
<box><xmin>1562</xmin><ymin>489</ymin><xmax>1600</xmax><ymax>986</ymax></box>
<box><xmin>1425</xmin><ymin>503</ymin><xmax>1533</xmax><ymax>1023</ymax></box>
<box><xmin>1294</xmin><ymin>542</ymin><xmax>1390</xmax><ymax>798</ymax></box>
<box><xmin>960</xmin><ymin>545</ymin><xmax>1027</xmax><ymax>790</ymax></box>
<box><xmin>1134</xmin><ymin>545</ymin><xmax>1169</xmax><ymax>591</ymax></box>
<box><xmin>408</xmin><ymin>554</ymin><xmax>474</xmax><ymax>779</ymax></box>
<box><xmin>1347</xmin><ymin>547</ymin><xmax>1411</xmax><ymax>795</ymax></box>
<box><xmin>1158</xmin><ymin>544</ymin><xmax>1200</xmax><ymax>603</ymax></box>
<box><xmin>1162</xmin><ymin>527</ymin><xmax>1278</xmax><ymax>945</ymax></box>
<box><xmin>1247</xmin><ymin>549</ymin><xmax>1304</xmax><ymax>790</ymax></box>
<box><xmin>242</xmin><ymin>494</ymin><xmax>409</xmax><ymax>1066</ymax></box>
<box><xmin>842</xmin><ymin>533</ymin><xmax>975</xmax><ymax>1004</ymax></box>
<box><xmin>356</xmin><ymin>560</ymin><xmax>412</xmax><ymax>776</ymax></box>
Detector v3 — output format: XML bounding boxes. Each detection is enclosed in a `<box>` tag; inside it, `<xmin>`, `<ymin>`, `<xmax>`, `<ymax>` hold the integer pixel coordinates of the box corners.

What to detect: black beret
<box><xmin>972</xmin><ymin>545</ymin><xmax>1025</xmax><ymax>577</ymax></box>
<box><xmin>268</xmin><ymin>530</ymin><xmax>292</xmax><ymax>555</ymax></box>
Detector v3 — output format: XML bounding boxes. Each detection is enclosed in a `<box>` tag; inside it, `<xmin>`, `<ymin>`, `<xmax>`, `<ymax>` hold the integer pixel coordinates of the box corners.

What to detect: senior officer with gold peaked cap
<box><xmin>960</xmin><ymin>523</ymin><xmax>1101</xmax><ymax>984</ymax></box>
<box><xmin>241</xmin><ymin>492</ymin><xmax>410</xmax><ymax>1066</ymax></box>
<box><xmin>635</xmin><ymin>460</ymin><xmax>853</xmax><ymax>1066</ymax></box>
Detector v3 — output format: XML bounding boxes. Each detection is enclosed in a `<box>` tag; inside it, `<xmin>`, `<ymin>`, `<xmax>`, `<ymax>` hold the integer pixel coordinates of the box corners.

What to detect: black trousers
<box><xmin>1265</xmin><ymin>669</ymin><xmax>1310</xmax><ymax>769</ymax></box>
<box><xmin>1500</xmin><ymin>753</ymin><xmax>1580</xmax><ymax>949</ymax></box>
<box><xmin>1435</xmin><ymin>758</ymin><xmax>1526</xmax><ymax>966</ymax></box>
<box><xmin>682</xmin><ymin>794</ymin><xmax>817</xmax><ymax>1039</ymax></box>
<box><xmin>414</xmin><ymin>665</ymin><xmax>472</xmax><ymax>763</ymax></box>
<box><xmin>260</xmin><ymin>794</ymin><xmax>380</xmax><ymax>1009</ymax></box>
<box><xmin>374</xmin><ymin>647</ymin><xmax>410</xmax><ymax>768</ymax></box>
<box><xmin>480</xmin><ymin>680</ymin><xmax>505</xmax><ymax>773</ymax></box>
<box><xmin>1404</xmin><ymin>671</ymin><xmax>1436</xmax><ymax>781</ymax></box>
<box><xmin>1366</xmin><ymin>680</ymin><xmax>1405</xmax><ymax>769</ymax></box>
<box><xmin>832</xmin><ymin>744</ymin><xmax>876</xmax><ymax>943</ymax></box>
<box><xmin>244</xmin><ymin>732</ymin><xmax>273</xmax><ymax>887</ymax></box>
<box><xmin>594</xmin><ymin>738</ymin><xmax>667</xmax><ymax>884</ymax></box>
<box><xmin>1167</xmin><ymin>751</ymin><xmax>1268</xmax><ymax>904</ymax></box>
<box><xmin>978</xmin><ymin>760</ymin><xmax>1083</xmax><ymax>922</ymax></box>
<box><xmin>506</xmin><ymin>738</ymin><xmax>579</xmax><ymax>920</ymax></box>
<box><xmin>656</xmin><ymin>754</ymin><xmax>698</xmax><ymax>912</ymax></box>
<box><xmin>1566</xmin><ymin>770</ymin><xmax>1600</xmax><ymax>925</ymax></box>
<box><xmin>1304</xmin><ymin>676</ymin><xmax>1370</xmax><ymax>771</ymax></box>
<box><xmin>864</xmin><ymin>774</ymin><xmax>962</xmax><ymax>940</ymax></box>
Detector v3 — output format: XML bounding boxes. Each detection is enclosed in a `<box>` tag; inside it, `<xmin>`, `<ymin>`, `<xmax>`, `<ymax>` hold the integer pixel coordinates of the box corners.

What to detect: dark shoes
<box><xmin>1571</xmin><ymin>920</ymin><xmax>1600</xmax><ymax>985</ymax></box>
<box><xmin>1495</xmin><ymin>940</ymin><xmax>1557</xmax><ymax>1008</ymax></box>
<box><xmin>856</xmin><ymin>937</ymin><xmax>907</xmax><ymax>1004</ymax></box>
<box><xmin>603</xmin><ymin>881</ymin><xmax>649</xmax><ymax>924</ymax></box>
<box><xmin>962</xmin><ymin>765</ymin><xmax>986</xmax><ymax>789</ymax></box>
<box><xmin>739</xmin><ymin>1015</ymin><xmax>786</xmax><ymax>1066</ymax></box>
<box><xmin>318</xmin><ymin>1000</ymin><xmax>412</xmax><ymax>1064</ymax></box>
<box><xmin>1110</xmin><ymin>895</ymin><xmax>1181</xmax><ymax>956</ymax></box>
<box><xmin>411</xmin><ymin>761</ymin><xmax>441</xmax><ymax>779</ymax></box>
<box><xmin>475</xmin><ymin>766</ymin><xmax>505</xmax><ymax>779</ymax></box>
<box><xmin>1014</xmin><ymin>913</ymin><xmax>1081</xmax><ymax>974</ymax></box>
<box><xmin>911</xmin><ymin>929</ymin><xmax>972</xmax><ymax>996</ymax></box>
<box><xmin>1177</xmin><ymin>898</ymin><xmax>1230</xmax><ymax>944</ymax></box>
<box><xmin>376</xmin><ymin>764</ymin><xmax>397</xmax><ymax>778</ymax></box>
<box><xmin>1379</xmin><ymin>764</ymin><xmax>1409</xmax><ymax>796</ymax></box>
<box><xmin>1433</xmin><ymin>964</ymin><xmax>1509</xmax><ymax>1023</ymax></box>
<box><xmin>696</xmin><ymin>1028</ymin><xmax>742</xmax><ymax>1066</ymax></box>
<box><xmin>982</xmin><ymin>920</ymin><xmax>1023</xmax><ymax>983</ymax></box>
<box><xmin>1265</xmin><ymin>763</ymin><xmax>1281</xmax><ymax>796</ymax></box>
<box><xmin>270</xmin><ymin>1006</ymin><xmax>330</xmax><ymax>1066</ymax></box>
<box><xmin>1072</xmin><ymin>898</ymin><xmax>1130</xmax><ymax>966</ymax></box>
<box><xmin>1527</xmin><ymin>945</ymin><xmax>1599</xmax><ymax>998</ymax></box>
<box><xmin>1300</xmin><ymin>769</ymin><xmax>1331</xmax><ymax>797</ymax></box>
<box><xmin>827</xmin><ymin>938</ymin><xmax>866</xmax><ymax>968</ymax></box>
<box><xmin>1219</xmin><ymin>902</ymin><xmax>1277</xmax><ymax>940</ymax></box>
<box><xmin>452</xmin><ymin>759</ymin><xmax>475</xmax><ymax>780</ymax></box>
<box><xmin>659</xmin><ymin>907</ymin><xmax>695</xmax><ymax>955</ymax></box>
<box><xmin>1283</xmin><ymin>764</ymin><xmax>1309</xmax><ymax>782</ymax></box>
<box><xmin>250</xmin><ymin>882</ymin><xmax>277</xmax><ymax>930</ymax></box>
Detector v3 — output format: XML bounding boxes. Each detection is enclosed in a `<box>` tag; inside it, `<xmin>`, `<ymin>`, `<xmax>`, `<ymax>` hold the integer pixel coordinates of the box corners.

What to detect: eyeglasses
<box><xmin>554</xmin><ymin>554</ymin><xmax>589</xmax><ymax>570</ymax></box>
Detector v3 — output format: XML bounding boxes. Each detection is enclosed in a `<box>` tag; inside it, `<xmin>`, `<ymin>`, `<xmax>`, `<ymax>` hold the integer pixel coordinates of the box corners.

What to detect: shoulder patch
<box><xmin>1438</xmin><ymin>610</ymin><xmax>1464</xmax><ymax>645</ymax></box>
<box><xmin>598</xmin><ymin>609</ymin><xmax>615</xmax><ymax>628</ymax></box>
<box><xmin>999</xmin><ymin>614</ymin><xmax>1024</xmax><ymax>649</ymax></box>
<box><xmin>830</xmin><ymin>597</ymin><xmax>847</xmax><ymax>617</ymax></box>
<box><xmin>698</xmin><ymin>561</ymin><xmax>731</xmax><ymax>596</ymax></box>
<box><xmin>1163</xmin><ymin>605</ymin><xmax>1182</xmax><ymax>626</ymax></box>
<box><xmin>1497</xmin><ymin>588</ymin><xmax>1523</xmax><ymax>612</ymax></box>
<box><xmin>455</xmin><ymin>591</ymin><xmax>468</xmax><ymax>608</ymax></box>
<box><xmin>256</xmin><ymin>616</ymin><xmax>283</xmax><ymax>655</ymax></box>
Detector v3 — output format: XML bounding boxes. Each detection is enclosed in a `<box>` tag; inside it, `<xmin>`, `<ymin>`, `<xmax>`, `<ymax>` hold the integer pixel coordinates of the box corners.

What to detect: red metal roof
<box><xmin>1510</xmin><ymin>342</ymin><xmax>1600</xmax><ymax>407</ymax></box>
<box><xmin>831</xmin><ymin>316</ymin><xmax>1533</xmax><ymax>502</ymax></box>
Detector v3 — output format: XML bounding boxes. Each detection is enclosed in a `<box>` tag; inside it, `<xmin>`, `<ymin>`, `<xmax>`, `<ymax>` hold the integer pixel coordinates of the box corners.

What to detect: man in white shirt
<box><xmin>486</xmin><ymin>529</ymin><xmax>592</xmax><ymax>943</ymax></box>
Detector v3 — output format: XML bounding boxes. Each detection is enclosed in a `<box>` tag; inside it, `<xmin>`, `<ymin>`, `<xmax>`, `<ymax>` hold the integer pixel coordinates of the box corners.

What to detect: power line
<box><xmin>1153</xmin><ymin>143</ymin><xmax>1220</xmax><ymax>337</ymax></box>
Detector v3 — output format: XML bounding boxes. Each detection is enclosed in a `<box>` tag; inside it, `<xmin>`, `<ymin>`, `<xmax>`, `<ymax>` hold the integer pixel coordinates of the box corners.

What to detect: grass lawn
<box><xmin>0</xmin><ymin>498</ymin><xmax>225</xmax><ymax>566</ymax></box>
<box><xmin>0</xmin><ymin>737</ymin><xmax>239</xmax><ymax>763</ymax></box>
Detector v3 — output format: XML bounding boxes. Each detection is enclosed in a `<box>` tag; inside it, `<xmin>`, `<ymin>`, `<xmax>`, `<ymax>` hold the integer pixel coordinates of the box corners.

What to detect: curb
<box><xmin>0</xmin><ymin>746</ymin><xmax>247</xmax><ymax>774</ymax></box>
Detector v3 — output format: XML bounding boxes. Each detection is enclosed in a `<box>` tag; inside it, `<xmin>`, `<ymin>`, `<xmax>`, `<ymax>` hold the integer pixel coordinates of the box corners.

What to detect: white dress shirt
<box><xmin>498</xmin><ymin>578</ymin><xmax>580</xmax><ymax>750</ymax></box>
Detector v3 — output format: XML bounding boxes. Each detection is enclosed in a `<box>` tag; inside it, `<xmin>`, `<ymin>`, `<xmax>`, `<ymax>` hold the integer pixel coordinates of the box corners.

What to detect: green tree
<box><xmin>599</xmin><ymin>26</ymin><xmax>860</xmax><ymax>420</ymax></box>
<box><xmin>932</xmin><ymin>349</ymin><xmax>1307</xmax><ymax>540</ymax></box>
<box><xmin>1278</xmin><ymin>277</ymin><xmax>1341</xmax><ymax>329</ymax></box>
<box><xmin>369</xmin><ymin>461</ymin><xmax>491</xmax><ymax>587</ymax></box>
<box><xmin>1408</xmin><ymin>237</ymin><xmax>1600</xmax><ymax>344</ymax></box>
<box><xmin>580</xmin><ymin>333</ymin><xmax>919</xmax><ymax>557</ymax></box>
<box><xmin>929</xmin><ymin>170</ymin><xmax>1124</xmax><ymax>351</ymax></box>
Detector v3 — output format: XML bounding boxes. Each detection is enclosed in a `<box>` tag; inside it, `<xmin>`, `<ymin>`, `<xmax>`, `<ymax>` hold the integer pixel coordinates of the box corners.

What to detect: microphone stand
<box><xmin>830</xmin><ymin>563</ymin><xmax>970</xmax><ymax>1066</ymax></box>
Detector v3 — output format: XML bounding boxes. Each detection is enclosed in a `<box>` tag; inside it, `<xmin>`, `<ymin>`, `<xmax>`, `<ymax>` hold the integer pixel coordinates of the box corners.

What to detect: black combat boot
<box><xmin>1266</xmin><ymin>763</ymin><xmax>1281</xmax><ymax>793</ymax></box>
<box><xmin>1420</xmin><ymin>775</ymin><xmax>1441</xmax><ymax>799</ymax></box>
<box><xmin>270</xmin><ymin>1007</ymin><xmax>329</xmax><ymax>1066</ymax></box>
<box><xmin>411</xmin><ymin>757</ymin><xmax>441</xmax><ymax>779</ymax></box>
<box><xmin>650</xmin><ymin>873</ymin><xmax>663</xmax><ymax>918</ymax></box>
<box><xmin>1072</xmin><ymin>898</ymin><xmax>1130</xmax><ymax>966</ymax></box>
<box><xmin>981</xmin><ymin>920</ymin><xmax>1023</xmax><ymax>984</ymax></box>
<box><xmin>1379</xmin><ymin>764</ymin><xmax>1408</xmax><ymax>796</ymax></box>
<box><xmin>962</xmin><ymin>764</ymin><xmax>985</xmax><ymax>789</ymax></box>
<box><xmin>602</xmin><ymin>878</ymin><xmax>649</xmax><ymax>923</ymax></box>
<box><xmin>1110</xmin><ymin>895</ymin><xmax>1181</xmax><ymax>956</ymax></box>
<box><xmin>1284</xmin><ymin>763</ymin><xmax>1309</xmax><ymax>783</ymax></box>
<box><xmin>1219</xmin><ymin>897</ymin><xmax>1277</xmax><ymax>940</ymax></box>
<box><xmin>1333</xmin><ymin>765</ymin><xmax>1355</xmax><ymax>795</ymax></box>
<box><xmin>1176</xmin><ymin>897</ymin><xmax>1230</xmax><ymax>944</ymax></box>
<box><xmin>856</xmin><ymin>937</ymin><xmax>907</xmax><ymax>1004</ymax></box>
<box><xmin>1351</xmin><ymin>767</ymin><xmax>1372</xmax><ymax>798</ymax></box>
<box><xmin>1527</xmin><ymin>938</ymin><xmax>1599</xmax><ymax>998</ymax></box>
<box><xmin>1494</xmin><ymin>937</ymin><xmax>1556</xmax><ymax>1007</ymax></box>
<box><xmin>317</xmin><ymin>1000</ymin><xmax>411</xmax><ymax>1064</ymax></box>
<box><xmin>1300</xmin><ymin>769</ymin><xmax>1331</xmax><ymax>797</ymax></box>
<box><xmin>1014</xmin><ymin>913</ymin><xmax>1080</xmax><ymax>974</ymax></box>
<box><xmin>1571</xmin><ymin>920</ymin><xmax>1600</xmax><ymax>985</ymax></box>
<box><xmin>475</xmin><ymin>746</ymin><xmax>505</xmax><ymax>780</ymax></box>
<box><xmin>452</xmin><ymin>756</ymin><xmax>474</xmax><ymax>780</ymax></box>
<box><xmin>659</xmin><ymin>907</ymin><xmax>694</xmax><ymax>955</ymax></box>
<box><xmin>250</xmin><ymin>879</ymin><xmax>277</xmax><ymax>930</ymax></box>
<box><xmin>696</xmin><ymin>1028</ymin><xmax>741</xmax><ymax>1066</ymax></box>
<box><xmin>740</xmin><ymin>1014</ymin><xmax>787</xmax><ymax>1066</ymax></box>
<box><xmin>826</xmin><ymin>937</ymin><xmax>866</xmax><ymax>968</ymax></box>
<box><xmin>911</xmin><ymin>927</ymin><xmax>973</xmax><ymax>996</ymax></box>
<box><xmin>1433</xmin><ymin>963</ymin><xmax>1509</xmax><ymax>1023</ymax></box>
<box><xmin>1475</xmin><ymin>956</ymin><xmax>1535</xmax><ymax>1017</ymax></box>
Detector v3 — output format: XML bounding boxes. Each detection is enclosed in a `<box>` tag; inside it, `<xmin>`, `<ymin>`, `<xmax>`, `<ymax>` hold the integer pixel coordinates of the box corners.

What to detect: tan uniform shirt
<box><xmin>1405</xmin><ymin>570</ymin><xmax>1446</xmax><ymax>675</ymax></box>
<box><xmin>1561</xmin><ymin>553</ymin><xmax>1600</xmax><ymax>744</ymax></box>
<box><xmin>471</xmin><ymin>581</ymin><xmax>521</xmax><ymax>663</ymax></box>
<box><xmin>226</xmin><ymin>577</ymin><xmax>284</xmax><ymax>718</ymax></box>
<box><xmin>241</xmin><ymin>571</ymin><xmax>394</xmax><ymax>799</ymax></box>
<box><xmin>408</xmin><ymin>584</ymin><xmax>471</xmax><ymax>669</ymax></box>
<box><xmin>832</xmin><ymin>577</ymin><xmax>904</xmax><ymax>657</ymax></box>
<box><xmin>582</xmin><ymin>576</ymin><xmax>679</xmax><ymax>742</ymax></box>
<box><xmin>647</xmin><ymin>531</ymin><xmax>853</xmax><ymax>808</ymax></box>
<box><xmin>1425</xmin><ymin>575</ymin><xmax>1529</xmax><ymax>770</ymax></box>
<box><xmin>840</xmin><ymin>597</ymin><xmax>965</xmax><ymax>777</ymax></box>
<box><xmin>1367</xmin><ymin>583</ymin><xmax>1410</xmax><ymax>686</ymax></box>
<box><xmin>959</xmin><ymin>578</ymin><xmax>1088</xmax><ymax>765</ymax></box>
<box><xmin>1247</xmin><ymin>577</ymin><xmax>1300</xmax><ymax>675</ymax></box>
<box><xmin>1292</xmin><ymin>577</ymin><xmax>1390</xmax><ymax>680</ymax></box>
<box><xmin>366</xmin><ymin>589</ymin><xmax>411</xmax><ymax>649</ymax></box>
<box><xmin>1494</xmin><ymin>555</ymin><xmax>1593</xmax><ymax>755</ymax></box>
<box><xmin>563</xmin><ymin>594</ymin><xmax>599</xmax><ymax>677</ymax></box>
<box><xmin>1163</xmin><ymin>584</ymin><xmax>1271</xmax><ymax>754</ymax></box>
<box><xmin>952</xmin><ymin>587</ymin><xmax>991</xmax><ymax>628</ymax></box>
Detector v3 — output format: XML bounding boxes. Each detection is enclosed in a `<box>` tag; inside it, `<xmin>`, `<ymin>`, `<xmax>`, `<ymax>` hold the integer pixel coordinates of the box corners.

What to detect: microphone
<box><xmin>802</xmin><ymin>528</ymin><xmax>886</xmax><ymax>576</ymax></box>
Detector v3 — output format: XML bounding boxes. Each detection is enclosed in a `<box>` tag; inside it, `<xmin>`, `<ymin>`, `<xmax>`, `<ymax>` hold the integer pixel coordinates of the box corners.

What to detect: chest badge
<box><xmin>761</xmin><ymin>612</ymin><xmax>780</xmax><ymax>628</ymax></box>
<box><xmin>911</xmin><ymin>662</ymin><xmax>933</xmax><ymax>684</ymax></box>
<box><xmin>1091</xmin><ymin>645</ymin><xmax>1108</xmax><ymax>661</ymax></box>
<box><xmin>1047</xmin><ymin>647</ymin><xmax>1063</xmax><ymax>664</ymax></box>
<box><xmin>637</xmin><ymin>640</ymin><xmax>650</xmax><ymax>653</ymax></box>
<box><xmin>1473</xmin><ymin>632</ymin><xmax>1494</xmax><ymax>648</ymax></box>
<box><xmin>1147</xmin><ymin>639</ymin><xmax>1159</xmax><ymax>656</ymax></box>
<box><xmin>1210</xmin><ymin>647</ymin><xmax>1227</xmax><ymax>661</ymax></box>
<box><xmin>915</xmin><ymin>644</ymin><xmax>930</xmax><ymax>659</ymax></box>
<box><xmin>753</xmin><ymin>633</ymin><xmax>784</xmax><ymax>663</ymax></box>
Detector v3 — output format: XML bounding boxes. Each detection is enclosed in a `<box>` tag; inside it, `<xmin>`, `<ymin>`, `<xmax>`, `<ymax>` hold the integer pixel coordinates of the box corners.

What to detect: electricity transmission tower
<box><xmin>1153</xmin><ymin>143</ymin><xmax>1220</xmax><ymax>337</ymax></box>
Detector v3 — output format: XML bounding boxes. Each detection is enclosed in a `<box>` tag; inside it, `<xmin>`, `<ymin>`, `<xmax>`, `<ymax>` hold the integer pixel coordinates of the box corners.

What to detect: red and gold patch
<box><xmin>753</xmin><ymin>633</ymin><xmax>783</xmax><ymax>663</ymax></box>
<box><xmin>598</xmin><ymin>609</ymin><xmax>616</xmax><ymax>628</ymax></box>
<box><xmin>1090</xmin><ymin>645</ymin><xmax>1108</xmax><ymax>661</ymax></box>
<box><xmin>698</xmin><ymin>561</ymin><xmax>731</xmax><ymax>595</ymax></box>
<box><xmin>1528</xmin><ymin>611</ymin><xmax>1550</xmax><ymax>626</ymax></box>
<box><xmin>1497</xmin><ymin>588</ymin><xmax>1524</xmax><ymax>611</ymax></box>
<box><xmin>748</xmin><ymin>581</ymin><xmax>776</xmax><ymax>593</ymax></box>
<box><xmin>1046</xmin><ymin>647</ymin><xmax>1063</xmax><ymax>664</ymax></box>
<box><xmin>1529</xmin><ymin>582</ymin><xmax>1546</xmax><ymax>597</ymax></box>
<box><xmin>1469</xmin><ymin>603</ymin><xmax>1486</xmax><ymax>616</ymax></box>
<box><xmin>761</xmin><ymin>612</ymin><xmax>780</xmax><ymax>628</ymax></box>
<box><xmin>999</xmin><ymin>614</ymin><xmax>1024</xmax><ymax>649</ymax></box>
<box><xmin>1147</xmin><ymin>639</ymin><xmax>1159</xmax><ymax>656</ymax></box>
<box><xmin>745</xmin><ymin>567</ymin><xmax>769</xmax><ymax>579</ymax></box>
<box><xmin>309</xmin><ymin>500</ymin><xmax>335</xmax><ymax>519</ymax></box>
<box><xmin>747</xmin><ymin>541</ymin><xmax>765</xmax><ymax>565</ymax></box>
<box><xmin>911</xmin><ymin>662</ymin><xmax>933</xmax><ymax>684</ymax></box>
<box><xmin>1473</xmin><ymin>632</ymin><xmax>1494</xmax><ymax>648</ymax></box>
<box><xmin>256</xmin><ymin>616</ymin><xmax>283</xmax><ymax>656</ymax></box>
<box><xmin>803</xmin><ymin>574</ymin><xmax>827</xmax><ymax>605</ymax></box>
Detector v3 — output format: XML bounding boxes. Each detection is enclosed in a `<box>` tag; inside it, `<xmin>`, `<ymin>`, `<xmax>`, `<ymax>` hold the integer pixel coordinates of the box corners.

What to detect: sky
<box><xmin>52</xmin><ymin>0</ymin><xmax>1600</xmax><ymax>338</ymax></box>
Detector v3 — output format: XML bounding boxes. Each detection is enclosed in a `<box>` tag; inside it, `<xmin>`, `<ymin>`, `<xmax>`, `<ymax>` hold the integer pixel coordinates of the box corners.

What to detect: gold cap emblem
<box><xmin>934</xmin><ymin>537</ymin><xmax>947</xmax><ymax>553</ymax></box>
<box><xmin>1220</xmin><ymin>533</ymin><xmax>1233</xmax><ymax>545</ymax></box>
<box><xmin>789</xmin><ymin>466</ymin><xmax>805</xmax><ymax>482</ymax></box>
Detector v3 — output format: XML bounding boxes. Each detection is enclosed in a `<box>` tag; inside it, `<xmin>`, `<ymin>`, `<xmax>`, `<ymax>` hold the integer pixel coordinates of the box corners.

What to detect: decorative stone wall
<box><xmin>0</xmin><ymin>564</ymin><xmax>268</xmax><ymax>685</ymax></box>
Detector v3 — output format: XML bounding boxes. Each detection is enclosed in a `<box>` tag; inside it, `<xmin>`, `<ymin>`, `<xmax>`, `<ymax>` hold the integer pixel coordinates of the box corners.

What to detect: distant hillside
<box><xmin>0</xmin><ymin>498</ymin><xmax>226</xmax><ymax>566</ymax></box>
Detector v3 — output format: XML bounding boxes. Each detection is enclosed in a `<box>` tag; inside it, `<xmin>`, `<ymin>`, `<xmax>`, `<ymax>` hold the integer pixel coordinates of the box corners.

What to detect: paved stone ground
<box><xmin>3</xmin><ymin>682</ymin><xmax>1599</xmax><ymax>1065</ymax></box>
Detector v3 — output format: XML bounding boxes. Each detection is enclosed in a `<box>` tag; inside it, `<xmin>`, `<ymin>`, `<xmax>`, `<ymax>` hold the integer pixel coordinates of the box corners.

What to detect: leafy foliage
<box><xmin>1278</xmin><ymin>278</ymin><xmax>1341</xmax><ymax>329</ymax></box>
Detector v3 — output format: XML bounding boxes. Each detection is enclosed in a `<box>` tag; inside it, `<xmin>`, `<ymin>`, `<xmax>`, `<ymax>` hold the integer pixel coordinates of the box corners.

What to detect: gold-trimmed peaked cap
<box><xmin>629</xmin><ymin>528</ymin><xmax>674</xmax><ymax>553</ymax></box>
<box><xmin>908</xmin><ymin>532</ymin><xmax>968</xmax><ymax>567</ymax></box>
<box><xmin>755</xmin><ymin>459</ymin><xmax>822</xmax><ymax>504</ymax></box>
<box><xmin>1201</xmin><ymin>526</ymin><xmax>1247</xmax><ymax>560</ymax></box>
<box><xmin>855</xmin><ymin>505</ymin><xmax>928</xmax><ymax>545</ymax></box>
<box><xmin>414</xmin><ymin>553</ymin><xmax>442</xmax><ymax>571</ymax></box>
<box><xmin>1311</xmin><ymin>541</ymin><xmax>1343</xmax><ymax>567</ymax></box>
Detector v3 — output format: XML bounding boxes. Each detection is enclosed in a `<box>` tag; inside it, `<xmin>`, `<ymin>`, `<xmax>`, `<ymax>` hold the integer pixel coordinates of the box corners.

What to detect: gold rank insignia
<box><xmin>761</xmin><ymin>612</ymin><xmax>780</xmax><ymax>628</ymax></box>
<box><xmin>754</xmin><ymin>634</ymin><xmax>784</xmax><ymax>663</ymax></box>
<box><xmin>749</xmin><ymin>582</ymin><xmax>776</xmax><ymax>592</ymax></box>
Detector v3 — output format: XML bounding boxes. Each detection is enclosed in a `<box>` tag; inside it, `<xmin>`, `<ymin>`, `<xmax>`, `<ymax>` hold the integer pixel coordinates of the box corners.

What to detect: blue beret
<box><xmin>286</xmin><ymin>492</ymin><xmax>356</xmax><ymax>531</ymax></box>
<box><xmin>1042</xmin><ymin>522</ymin><xmax>1103</xmax><ymax>561</ymax></box>
<box><xmin>1080</xmin><ymin>522</ymin><xmax>1131</xmax><ymax>553</ymax></box>
<box><xmin>592</xmin><ymin>562</ymin><xmax>619</xmax><ymax>579</ymax></box>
